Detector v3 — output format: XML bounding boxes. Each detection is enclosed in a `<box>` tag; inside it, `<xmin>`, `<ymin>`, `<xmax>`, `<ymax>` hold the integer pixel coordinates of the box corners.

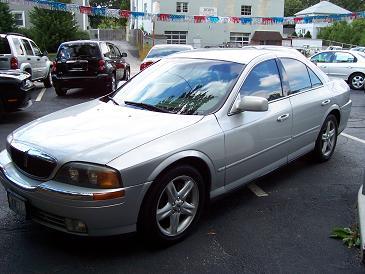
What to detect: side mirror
<box><xmin>121</xmin><ymin>52</ymin><xmax>127</xmax><ymax>57</ymax></box>
<box><xmin>231</xmin><ymin>95</ymin><xmax>268</xmax><ymax>113</ymax></box>
<box><xmin>43</xmin><ymin>51</ymin><xmax>48</xmax><ymax>57</ymax></box>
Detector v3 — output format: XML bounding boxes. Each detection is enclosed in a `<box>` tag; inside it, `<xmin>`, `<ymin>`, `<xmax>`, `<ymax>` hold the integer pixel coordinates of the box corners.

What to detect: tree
<box><xmin>304</xmin><ymin>30</ymin><xmax>312</xmax><ymax>38</ymax></box>
<box><xmin>291</xmin><ymin>31</ymin><xmax>298</xmax><ymax>37</ymax></box>
<box><xmin>0</xmin><ymin>2</ymin><xmax>16</xmax><ymax>32</ymax></box>
<box><xmin>89</xmin><ymin>0</ymin><xmax>130</xmax><ymax>29</ymax></box>
<box><xmin>29</xmin><ymin>0</ymin><xmax>89</xmax><ymax>52</ymax></box>
<box><xmin>318</xmin><ymin>19</ymin><xmax>365</xmax><ymax>46</ymax></box>
<box><xmin>285</xmin><ymin>0</ymin><xmax>365</xmax><ymax>17</ymax></box>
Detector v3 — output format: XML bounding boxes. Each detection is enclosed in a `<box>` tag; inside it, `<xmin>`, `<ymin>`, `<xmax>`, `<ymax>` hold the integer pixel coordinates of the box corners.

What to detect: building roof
<box><xmin>251</xmin><ymin>31</ymin><xmax>282</xmax><ymax>41</ymax></box>
<box><xmin>295</xmin><ymin>1</ymin><xmax>351</xmax><ymax>16</ymax></box>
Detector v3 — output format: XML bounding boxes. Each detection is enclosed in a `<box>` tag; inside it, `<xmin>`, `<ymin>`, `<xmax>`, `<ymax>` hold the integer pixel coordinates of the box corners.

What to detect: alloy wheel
<box><xmin>156</xmin><ymin>175</ymin><xmax>199</xmax><ymax>237</ymax></box>
<box><xmin>321</xmin><ymin>119</ymin><xmax>336</xmax><ymax>157</ymax></box>
<box><xmin>352</xmin><ymin>75</ymin><xmax>364</xmax><ymax>89</ymax></box>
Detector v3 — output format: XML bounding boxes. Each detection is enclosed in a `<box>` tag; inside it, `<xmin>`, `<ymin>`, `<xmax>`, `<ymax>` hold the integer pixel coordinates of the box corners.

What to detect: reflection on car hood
<box><xmin>12</xmin><ymin>100</ymin><xmax>203</xmax><ymax>164</ymax></box>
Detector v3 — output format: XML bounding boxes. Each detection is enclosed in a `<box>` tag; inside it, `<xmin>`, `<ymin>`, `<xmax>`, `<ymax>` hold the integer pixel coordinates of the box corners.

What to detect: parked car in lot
<box><xmin>140</xmin><ymin>44</ymin><xmax>193</xmax><ymax>70</ymax></box>
<box><xmin>0</xmin><ymin>70</ymin><xmax>33</xmax><ymax>120</ymax></box>
<box><xmin>0</xmin><ymin>47</ymin><xmax>351</xmax><ymax>244</ymax></box>
<box><xmin>358</xmin><ymin>171</ymin><xmax>365</xmax><ymax>262</ymax></box>
<box><xmin>350</xmin><ymin>47</ymin><xmax>365</xmax><ymax>53</ymax></box>
<box><xmin>0</xmin><ymin>33</ymin><xmax>52</xmax><ymax>87</ymax></box>
<box><xmin>52</xmin><ymin>40</ymin><xmax>130</xmax><ymax>96</ymax></box>
<box><xmin>310</xmin><ymin>50</ymin><xmax>365</xmax><ymax>90</ymax></box>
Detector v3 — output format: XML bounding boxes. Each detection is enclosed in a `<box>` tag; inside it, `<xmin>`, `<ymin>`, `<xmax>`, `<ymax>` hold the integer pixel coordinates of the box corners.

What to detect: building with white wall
<box><xmin>295</xmin><ymin>1</ymin><xmax>351</xmax><ymax>39</ymax></box>
<box><xmin>8</xmin><ymin>0</ymin><xmax>89</xmax><ymax>31</ymax></box>
<box><xmin>131</xmin><ymin>0</ymin><xmax>284</xmax><ymax>47</ymax></box>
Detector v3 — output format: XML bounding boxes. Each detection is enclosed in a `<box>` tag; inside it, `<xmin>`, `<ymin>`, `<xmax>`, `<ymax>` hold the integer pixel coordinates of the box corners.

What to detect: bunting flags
<box><xmin>2</xmin><ymin>0</ymin><xmax>365</xmax><ymax>25</ymax></box>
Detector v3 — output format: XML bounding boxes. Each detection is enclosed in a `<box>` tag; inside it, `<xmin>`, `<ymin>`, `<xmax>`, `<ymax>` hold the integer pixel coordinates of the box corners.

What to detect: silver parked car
<box><xmin>0</xmin><ymin>47</ymin><xmax>352</xmax><ymax>244</ymax></box>
<box><xmin>140</xmin><ymin>44</ymin><xmax>193</xmax><ymax>70</ymax></box>
<box><xmin>310</xmin><ymin>50</ymin><xmax>365</xmax><ymax>90</ymax></box>
<box><xmin>0</xmin><ymin>33</ymin><xmax>52</xmax><ymax>87</ymax></box>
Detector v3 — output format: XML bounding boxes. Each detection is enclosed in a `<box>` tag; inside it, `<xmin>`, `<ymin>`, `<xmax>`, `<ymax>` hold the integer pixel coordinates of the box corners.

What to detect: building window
<box><xmin>241</xmin><ymin>5</ymin><xmax>252</xmax><ymax>16</ymax></box>
<box><xmin>176</xmin><ymin>2</ymin><xmax>188</xmax><ymax>13</ymax></box>
<box><xmin>230</xmin><ymin>32</ymin><xmax>250</xmax><ymax>47</ymax></box>
<box><xmin>144</xmin><ymin>3</ymin><xmax>147</xmax><ymax>13</ymax></box>
<box><xmin>11</xmin><ymin>11</ymin><xmax>25</xmax><ymax>28</ymax></box>
<box><xmin>165</xmin><ymin>31</ymin><xmax>188</xmax><ymax>44</ymax></box>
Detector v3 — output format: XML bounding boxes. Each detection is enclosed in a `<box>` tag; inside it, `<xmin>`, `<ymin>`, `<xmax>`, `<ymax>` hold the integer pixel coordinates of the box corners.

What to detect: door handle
<box><xmin>277</xmin><ymin>113</ymin><xmax>290</xmax><ymax>122</ymax></box>
<box><xmin>347</xmin><ymin>66</ymin><xmax>353</xmax><ymax>69</ymax></box>
<box><xmin>37</xmin><ymin>58</ymin><xmax>40</xmax><ymax>61</ymax></box>
<box><xmin>27</xmin><ymin>58</ymin><xmax>31</xmax><ymax>61</ymax></box>
<box><xmin>321</xmin><ymin>99</ymin><xmax>331</xmax><ymax>106</ymax></box>
<box><xmin>320</xmin><ymin>65</ymin><xmax>327</xmax><ymax>68</ymax></box>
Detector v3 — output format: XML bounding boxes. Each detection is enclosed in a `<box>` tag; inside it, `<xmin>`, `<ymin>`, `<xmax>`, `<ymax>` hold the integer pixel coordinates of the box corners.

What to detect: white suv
<box><xmin>0</xmin><ymin>33</ymin><xmax>52</xmax><ymax>87</ymax></box>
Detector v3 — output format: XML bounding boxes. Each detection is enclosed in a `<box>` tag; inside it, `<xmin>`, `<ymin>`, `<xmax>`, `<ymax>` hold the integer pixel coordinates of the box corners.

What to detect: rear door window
<box><xmin>13</xmin><ymin>38</ymin><xmax>25</xmax><ymax>55</ymax></box>
<box><xmin>21</xmin><ymin>39</ymin><xmax>34</xmax><ymax>56</ymax></box>
<box><xmin>307</xmin><ymin>68</ymin><xmax>323</xmax><ymax>87</ymax></box>
<box><xmin>57</xmin><ymin>43</ymin><xmax>101</xmax><ymax>60</ymax></box>
<box><xmin>0</xmin><ymin>37</ymin><xmax>11</xmax><ymax>54</ymax></box>
<box><xmin>333</xmin><ymin>52</ymin><xmax>356</xmax><ymax>63</ymax></box>
<box><xmin>30</xmin><ymin>41</ymin><xmax>41</xmax><ymax>56</ymax></box>
<box><xmin>280</xmin><ymin>58</ymin><xmax>312</xmax><ymax>94</ymax></box>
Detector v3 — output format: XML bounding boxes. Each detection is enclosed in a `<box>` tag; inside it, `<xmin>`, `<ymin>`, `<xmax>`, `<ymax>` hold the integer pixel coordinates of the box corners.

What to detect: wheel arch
<box><xmin>348</xmin><ymin>71</ymin><xmax>365</xmax><ymax>82</ymax></box>
<box><xmin>322</xmin><ymin>104</ymin><xmax>341</xmax><ymax>127</ymax></box>
<box><xmin>147</xmin><ymin>151</ymin><xmax>216</xmax><ymax>194</ymax></box>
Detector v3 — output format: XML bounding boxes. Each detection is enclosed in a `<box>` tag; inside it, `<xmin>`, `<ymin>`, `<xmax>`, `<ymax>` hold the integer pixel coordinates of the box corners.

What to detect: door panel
<box><xmin>219</xmin><ymin>99</ymin><xmax>292</xmax><ymax>189</ymax></box>
<box><xmin>20</xmin><ymin>39</ymin><xmax>38</xmax><ymax>79</ymax></box>
<box><xmin>218</xmin><ymin>58</ymin><xmax>292</xmax><ymax>189</ymax></box>
<box><xmin>30</xmin><ymin>40</ymin><xmax>48</xmax><ymax>79</ymax></box>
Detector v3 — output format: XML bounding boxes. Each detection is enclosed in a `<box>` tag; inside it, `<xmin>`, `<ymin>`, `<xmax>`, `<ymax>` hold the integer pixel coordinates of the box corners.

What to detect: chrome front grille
<box><xmin>8</xmin><ymin>142</ymin><xmax>57</xmax><ymax>179</ymax></box>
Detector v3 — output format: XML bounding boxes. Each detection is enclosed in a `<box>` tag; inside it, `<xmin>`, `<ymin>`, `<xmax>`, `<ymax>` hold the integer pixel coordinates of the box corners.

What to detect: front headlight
<box><xmin>20</xmin><ymin>79</ymin><xmax>33</xmax><ymax>91</ymax></box>
<box><xmin>55</xmin><ymin>162</ymin><xmax>122</xmax><ymax>189</ymax></box>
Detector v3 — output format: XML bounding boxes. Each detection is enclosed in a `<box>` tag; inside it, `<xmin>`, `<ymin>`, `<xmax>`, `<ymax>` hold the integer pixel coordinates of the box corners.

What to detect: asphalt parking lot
<box><xmin>0</xmin><ymin>76</ymin><xmax>365</xmax><ymax>273</ymax></box>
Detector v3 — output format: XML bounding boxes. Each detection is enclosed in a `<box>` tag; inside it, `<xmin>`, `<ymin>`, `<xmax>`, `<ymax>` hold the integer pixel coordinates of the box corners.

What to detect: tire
<box><xmin>138</xmin><ymin>165</ymin><xmax>206</xmax><ymax>245</ymax></box>
<box><xmin>313</xmin><ymin>114</ymin><xmax>338</xmax><ymax>162</ymax></box>
<box><xmin>0</xmin><ymin>99</ymin><xmax>4</xmax><ymax>121</ymax></box>
<box><xmin>123</xmin><ymin>69</ymin><xmax>130</xmax><ymax>81</ymax></box>
<box><xmin>349</xmin><ymin>73</ymin><xmax>365</xmax><ymax>90</ymax></box>
<box><xmin>55</xmin><ymin>86</ymin><xmax>67</xmax><ymax>96</ymax></box>
<box><xmin>105</xmin><ymin>73</ymin><xmax>116</xmax><ymax>94</ymax></box>
<box><xmin>43</xmin><ymin>69</ymin><xmax>53</xmax><ymax>88</ymax></box>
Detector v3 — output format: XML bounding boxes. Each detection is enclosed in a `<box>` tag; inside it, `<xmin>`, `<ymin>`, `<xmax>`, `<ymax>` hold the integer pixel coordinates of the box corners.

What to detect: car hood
<box><xmin>11</xmin><ymin>100</ymin><xmax>203</xmax><ymax>164</ymax></box>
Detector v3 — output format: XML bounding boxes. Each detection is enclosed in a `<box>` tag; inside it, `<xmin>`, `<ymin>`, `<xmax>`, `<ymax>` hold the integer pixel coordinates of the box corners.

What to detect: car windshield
<box><xmin>0</xmin><ymin>37</ymin><xmax>11</xmax><ymax>54</ymax></box>
<box><xmin>147</xmin><ymin>47</ymin><xmax>192</xmax><ymax>58</ymax></box>
<box><xmin>57</xmin><ymin>43</ymin><xmax>101</xmax><ymax>60</ymax></box>
<box><xmin>113</xmin><ymin>58</ymin><xmax>244</xmax><ymax>115</ymax></box>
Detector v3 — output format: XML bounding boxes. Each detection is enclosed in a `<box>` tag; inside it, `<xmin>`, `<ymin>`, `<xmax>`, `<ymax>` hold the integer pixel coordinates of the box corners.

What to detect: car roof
<box><xmin>170</xmin><ymin>46</ymin><xmax>306</xmax><ymax>65</ymax></box>
<box><xmin>151</xmin><ymin>44</ymin><xmax>194</xmax><ymax>49</ymax></box>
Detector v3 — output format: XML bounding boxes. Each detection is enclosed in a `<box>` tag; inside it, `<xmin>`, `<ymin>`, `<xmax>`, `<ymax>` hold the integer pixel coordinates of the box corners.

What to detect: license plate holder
<box><xmin>7</xmin><ymin>190</ymin><xmax>29</xmax><ymax>219</ymax></box>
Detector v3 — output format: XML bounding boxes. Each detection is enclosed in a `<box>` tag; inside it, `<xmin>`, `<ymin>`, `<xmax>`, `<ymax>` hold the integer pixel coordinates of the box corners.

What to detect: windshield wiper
<box><xmin>108</xmin><ymin>96</ymin><xmax>120</xmax><ymax>106</ymax></box>
<box><xmin>124</xmin><ymin>101</ymin><xmax>172</xmax><ymax>113</ymax></box>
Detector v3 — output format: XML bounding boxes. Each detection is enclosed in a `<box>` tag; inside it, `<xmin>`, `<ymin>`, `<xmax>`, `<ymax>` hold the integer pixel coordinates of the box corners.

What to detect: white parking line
<box><xmin>35</xmin><ymin>88</ymin><xmax>46</xmax><ymax>102</ymax></box>
<box><xmin>341</xmin><ymin>133</ymin><xmax>365</xmax><ymax>145</ymax></box>
<box><xmin>248</xmin><ymin>183</ymin><xmax>269</xmax><ymax>197</ymax></box>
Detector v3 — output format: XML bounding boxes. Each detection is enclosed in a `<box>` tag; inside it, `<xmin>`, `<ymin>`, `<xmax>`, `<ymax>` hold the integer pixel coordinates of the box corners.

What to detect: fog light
<box><xmin>65</xmin><ymin>218</ymin><xmax>87</xmax><ymax>233</ymax></box>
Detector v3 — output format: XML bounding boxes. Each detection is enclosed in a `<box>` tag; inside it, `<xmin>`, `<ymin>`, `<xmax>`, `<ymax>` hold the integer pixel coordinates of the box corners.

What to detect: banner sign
<box><xmin>3</xmin><ymin>0</ymin><xmax>365</xmax><ymax>25</ymax></box>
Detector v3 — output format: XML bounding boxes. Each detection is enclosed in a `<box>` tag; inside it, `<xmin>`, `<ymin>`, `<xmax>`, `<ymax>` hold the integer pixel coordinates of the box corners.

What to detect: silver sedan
<box><xmin>0</xmin><ymin>47</ymin><xmax>352</xmax><ymax>244</ymax></box>
<box><xmin>310</xmin><ymin>50</ymin><xmax>365</xmax><ymax>90</ymax></box>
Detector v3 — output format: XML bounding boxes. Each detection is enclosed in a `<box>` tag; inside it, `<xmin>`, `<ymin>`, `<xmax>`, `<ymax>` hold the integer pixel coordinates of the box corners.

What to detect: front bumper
<box><xmin>52</xmin><ymin>74</ymin><xmax>112</xmax><ymax>89</ymax></box>
<box><xmin>0</xmin><ymin>150</ymin><xmax>150</xmax><ymax>236</ymax></box>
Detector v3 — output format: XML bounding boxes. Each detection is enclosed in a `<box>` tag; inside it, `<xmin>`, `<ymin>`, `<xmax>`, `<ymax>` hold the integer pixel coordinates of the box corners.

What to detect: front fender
<box><xmin>147</xmin><ymin>150</ymin><xmax>218</xmax><ymax>184</ymax></box>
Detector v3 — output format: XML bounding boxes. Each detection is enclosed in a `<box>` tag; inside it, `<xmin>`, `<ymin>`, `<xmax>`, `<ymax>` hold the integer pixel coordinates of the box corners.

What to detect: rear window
<box><xmin>0</xmin><ymin>37</ymin><xmax>11</xmax><ymax>54</ymax></box>
<box><xmin>147</xmin><ymin>47</ymin><xmax>191</xmax><ymax>58</ymax></box>
<box><xmin>57</xmin><ymin>43</ymin><xmax>101</xmax><ymax>60</ymax></box>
